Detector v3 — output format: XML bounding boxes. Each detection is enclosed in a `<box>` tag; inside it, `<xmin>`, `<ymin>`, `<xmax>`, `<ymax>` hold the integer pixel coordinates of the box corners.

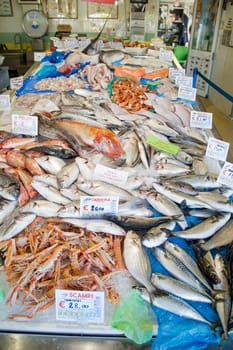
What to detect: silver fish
<box><xmin>20</xmin><ymin>200</ymin><xmax>62</xmax><ymax>217</ymax></box>
<box><xmin>173</xmin><ymin>213</ymin><xmax>231</xmax><ymax>240</ymax></box>
<box><xmin>0</xmin><ymin>213</ymin><xmax>36</xmax><ymax>241</ymax></box>
<box><xmin>61</xmin><ymin>218</ymin><xmax>126</xmax><ymax>236</ymax></box>
<box><xmin>31</xmin><ymin>181</ymin><xmax>71</xmax><ymax>205</ymax></box>
<box><xmin>35</xmin><ymin>155</ymin><xmax>66</xmax><ymax>175</ymax></box>
<box><xmin>142</xmin><ymin>221</ymin><xmax>176</xmax><ymax>248</ymax></box>
<box><xmin>151</xmin><ymin>273</ymin><xmax>212</xmax><ymax>303</ymax></box>
<box><xmin>0</xmin><ymin>199</ymin><xmax>17</xmax><ymax>225</ymax></box>
<box><xmin>121</xmin><ymin>131</ymin><xmax>140</xmax><ymax>167</ymax></box>
<box><xmin>32</xmin><ymin>174</ymin><xmax>59</xmax><ymax>189</ymax></box>
<box><xmin>123</xmin><ymin>231</ymin><xmax>155</xmax><ymax>293</ymax></box>
<box><xmin>163</xmin><ymin>180</ymin><xmax>198</xmax><ymax>196</ymax></box>
<box><xmin>164</xmin><ymin>241</ymin><xmax>212</xmax><ymax>292</ymax></box>
<box><xmin>136</xmin><ymin>287</ymin><xmax>211</xmax><ymax>325</ymax></box>
<box><xmin>153</xmin><ymin>247</ymin><xmax>209</xmax><ymax>296</ymax></box>
<box><xmin>57</xmin><ymin>161</ymin><xmax>79</xmax><ymax>188</ymax></box>
<box><xmin>174</xmin><ymin>174</ymin><xmax>221</xmax><ymax>190</ymax></box>
<box><xmin>118</xmin><ymin>199</ymin><xmax>154</xmax><ymax>218</ymax></box>
<box><xmin>196</xmin><ymin>191</ymin><xmax>233</xmax><ymax>213</ymax></box>
<box><xmin>57</xmin><ymin>203</ymin><xmax>80</xmax><ymax>218</ymax></box>
<box><xmin>201</xmin><ymin>219</ymin><xmax>233</xmax><ymax>251</ymax></box>
<box><xmin>60</xmin><ymin>185</ymin><xmax>84</xmax><ymax>201</ymax></box>
<box><xmin>75</xmin><ymin>157</ymin><xmax>93</xmax><ymax>181</ymax></box>
<box><xmin>174</xmin><ymin>150</ymin><xmax>193</xmax><ymax>165</ymax></box>
<box><xmin>154</xmin><ymin>163</ymin><xmax>191</xmax><ymax>177</ymax></box>
<box><xmin>0</xmin><ymin>173</ymin><xmax>20</xmax><ymax>201</ymax></box>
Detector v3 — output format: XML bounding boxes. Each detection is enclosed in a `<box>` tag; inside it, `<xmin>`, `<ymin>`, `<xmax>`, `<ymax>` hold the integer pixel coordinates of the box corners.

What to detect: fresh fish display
<box><xmin>200</xmin><ymin>219</ymin><xmax>233</xmax><ymax>250</ymax></box>
<box><xmin>142</xmin><ymin>221</ymin><xmax>176</xmax><ymax>248</ymax></box>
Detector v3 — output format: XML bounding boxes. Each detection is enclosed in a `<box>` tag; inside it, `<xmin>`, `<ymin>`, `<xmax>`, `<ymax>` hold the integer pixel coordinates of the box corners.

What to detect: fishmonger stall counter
<box><xmin>0</xmin><ymin>45</ymin><xmax>232</xmax><ymax>349</ymax></box>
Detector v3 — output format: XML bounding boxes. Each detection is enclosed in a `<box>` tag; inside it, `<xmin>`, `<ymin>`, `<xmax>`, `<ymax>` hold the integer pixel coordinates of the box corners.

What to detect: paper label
<box><xmin>12</xmin><ymin>114</ymin><xmax>38</xmax><ymax>136</ymax></box>
<box><xmin>178</xmin><ymin>86</ymin><xmax>197</xmax><ymax>101</ymax></box>
<box><xmin>80</xmin><ymin>196</ymin><xmax>119</xmax><ymax>218</ymax></box>
<box><xmin>10</xmin><ymin>76</ymin><xmax>24</xmax><ymax>90</ymax></box>
<box><xmin>159</xmin><ymin>48</ymin><xmax>173</xmax><ymax>62</ymax></box>
<box><xmin>34</xmin><ymin>52</ymin><xmax>46</xmax><ymax>62</ymax></box>
<box><xmin>110</xmin><ymin>41</ymin><xmax>123</xmax><ymax>49</ymax></box>
<box><xmin>93</xmin><ymin>164</ymin><xmax>128</xmax><ymax>187</ymax></box>
<box><xmin>217</xmin><ymin>161</ymin><xmax>233</xmax><ymax>188</ymax></box>
<box><xmin>190</xmin><ymin>111</ymin><xmax>213</xmax><ymax>129</ymax></box>
<box><xmin>205</xmin><ymin>137</ymin><xmax>229</xmax><ymax>161</ymax></box>
<box><xmin>0</xmin><ymin>95</ymin><xmax>10</xmax><ymax>110</ymax></box>
<box><xmin>176</xmin><ymin>76</ymin><xmax>193</xmax><ymax>88</ymax></box>
<box><xmin>55</xmin><ymin>289</ymin><xmax>104</xmax><ymax>323</ymax></box>
<box><xmin>169</xmin><ymin>68</ymin><xmax>185</xmax><ymax>78</ymax></box>
<box><xmin>146</xmin><ymin>135</ymin><xmax>180</xmax><ymax>155</ymax></box>
<box><xmin>78</xmin><ymin>39</ymin><xmax>91</xmax><ymax>47</ymax></box>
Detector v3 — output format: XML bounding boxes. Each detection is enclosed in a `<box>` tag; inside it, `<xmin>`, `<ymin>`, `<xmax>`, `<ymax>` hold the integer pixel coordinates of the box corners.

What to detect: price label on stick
<box><xmin>0</xmin><ymin>95</ymin><xmax>10</xmax><ymax>110</ymax></box>
<box><xmin>190</xmin><ymin>111</ymin><xmax>213</xmax><ymax>129</ymax></box>
<box><xmin>218</xmin><ymin>162</ymin><xmax>233</xmax><ymax>188</ymax></box>
<box><xmin>159</xmin><ymin>48</ymin><xmax>173</xmax><ymax>62</ymax></box>
<box><xmin>55</xmin><ymin>289</ymin><xmax>104</xmax><ymax>323</ymax></box>
<box><xmin>178</xmin><ymin>86</ymin><xmax>196</xmax><ymax>101</ymax></box>
<box><xmin>12</xmin><ymin>114</ymin><xmax>38</xmax><ymax>136</ymax></box>
<box><xmin>205</xmin><ymin>137</ymin><xmax>229</xmax><ymax>161</ymax></box>
<box><xmin>176</xmin><ymin>76</ymin><xmax>193</xmax><ymax>88</ymax></box>
<box><xmin>80</xmin><ymin>196</ymin><xmax>119</xmax><ymax>218</ymax></box>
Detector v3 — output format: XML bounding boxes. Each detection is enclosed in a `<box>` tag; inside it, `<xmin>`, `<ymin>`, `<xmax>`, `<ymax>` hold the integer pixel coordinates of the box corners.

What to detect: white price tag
<box><xmin>34</xmin><ymin>52</ymin><xmax>46</xmax><ymax>62</ymax></box>
<box><xmin>10</xmin><ymin>76</ymin><xmax>24</xmax><ymax>90</ymax></box>
<box><xmin>110</xmin><ymin>41</ymin><xmax>123</xmax><ymax>49</ymax></box>
<box><xmin>176</xmin><ymin>76</ymin><xmax>193</xmax><ymax>88</ymax></box>
<box><xmin>55</xmin><ymin>289</ymin><xmax>104</xmax><ymax>323</ymax></box>
<box><xmin>190</xmin><ymin>111</ymin><xmax>213</xmax><ymax>129</ymax></box>
<box><xmin>80</xmin><ymin>196</ymin><xmax>119</xmax><ymax>218</ymax></box>
<box><xmin>217</xmin><ymin>162</ymin><xmax>233</xmax><ymax>188</ymax></box>
<box><xmin>178</xmin><ymin>86</ymin><xmax>196</xmax><ymax>101</ymax></box>
<box><xmin>12</xmin><ymin>114</ymin><xmax>38</xmax><ymax>136</ymax></box>
<box><xmin>206</xmin><ymin>137</ymin><xmax>229</xmax><ymax>161</ymax></box>
<box><xmin>0</xmin><ymin>95</ymin><xmax>10</xmax><ymax>110</ymax></box>
<box><xmin>159</xmin><ymin>48</ymin><xmax>173</xmax><ymax>62</ymax></box>
<box><xmin>93</xmin><ymin>164</ymin><xmax>128</xmax><ymax>187</ymax></box>
<box><xmin>78</xmin><ymin>39</ymin><xmax>91</xmax><ymax>47</ymax></box>
<box><xmin>169</xmin><ymin>68</ymin><xmax>185</xmax><ymax>79</ymax></box>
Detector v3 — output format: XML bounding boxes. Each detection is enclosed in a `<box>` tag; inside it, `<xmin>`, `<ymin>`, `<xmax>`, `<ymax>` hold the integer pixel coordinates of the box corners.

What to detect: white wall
<box><xmin>209</xmin><ymin>2</ymin><xmax>233</xmax><ymax>117</ymax></box>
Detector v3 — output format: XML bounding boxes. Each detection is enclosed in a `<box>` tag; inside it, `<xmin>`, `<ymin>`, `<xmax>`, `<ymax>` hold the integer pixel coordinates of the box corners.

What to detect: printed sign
<box><xmin>56</xmin><ymin>289</ymin><xmax>104</xmax><ymax>323</ymax></box>
<box><xmin>10</xmin><ymin>76</ymin><xmax>24</xmax><ymax>90</ymax></box>
<box><xmin>12</xmin><ymin>114</ymin><xmax>38</xmax><ymax>136</ymax></box>
<box><xmin>146</xmin><ymin>135</ymin><xmax>180</xmax><ymax>155</ymax></box>
<box><xmin>0</xmin><ymin>95</ymin><xmax>10</xmax><ymax>110</ymax></box>
<box><xmin>205</xmin><ymin>137</ymin><xmax>229</xmax><ymax>161</ymax></box>
<box><xmin>169</xmin><ymin>68</ymin><xmax>185</xmax><ymax>79</ymax></box>
<box><xmin>217</xmin><ymin>161</ymin><xmax>233</xmax><ymax>188</ymax></box>
<box><xmin>34</xmin><ymin>52</ymin><xmax>46</xmax><ymax>62</ymax></box>
<box><xmin>159</xmin><ymin>48</ymin><xmax>173</xmax><ymax>62</ymax></box>
<box><xmin>178</xmin><ymin>86</ymin><xmax>197</xmax><ymax>101</ymax></box>
<box><xmin>80</xmin><ymin>196</ymin><xmax>119</xmax><ymax>218</ymax></box>
<box><xmin>190</xmin><ymin>111</ymin><xmax>213</xmax><ymax>129</ymax></box>
<box><xmin>93</xmin><ymin>164</ymin><xmax>128</xmax><ymax>187</ymax></box>
<box><xmin>176</xmin><ymin>76</ymin><xmax>193</xmax><ymax>88</ymax></box>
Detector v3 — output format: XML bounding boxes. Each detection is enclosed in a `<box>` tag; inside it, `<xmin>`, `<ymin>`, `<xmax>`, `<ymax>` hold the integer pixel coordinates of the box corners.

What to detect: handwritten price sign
<box><xmin>12</xmin><ymin>114</ymin><xmax>38</xmax><ymax>136</ymax></box>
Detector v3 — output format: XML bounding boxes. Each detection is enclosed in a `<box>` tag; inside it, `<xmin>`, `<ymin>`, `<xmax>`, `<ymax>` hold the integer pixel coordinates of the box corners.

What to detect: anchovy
<box><xmin>123</xmin><ymin>231</ymin><xmax>155</xmax><ymax>293</ymax></box>
<box><xmin>173</xmin><ymin>213</ymin><xmax>231</xmax><ymax>240</ymax></box>
<box><xmin>151</xmin><ymin>273</ymin><xmax>212</xmax><ymax>303</ymax></box>
<box><xmin>136</xmin><ymin>287</ymin><xmax>211</xmax><ymax>325</ymax></box>
<box><xmin>164</xmin><ymin>241</ymin><xmax>212</xmax><ymax>292</ymax></box>
<box><xmin>142</xmin><ymin>221</ymin><xmax>176</xmax><ymax>248</ymax></box>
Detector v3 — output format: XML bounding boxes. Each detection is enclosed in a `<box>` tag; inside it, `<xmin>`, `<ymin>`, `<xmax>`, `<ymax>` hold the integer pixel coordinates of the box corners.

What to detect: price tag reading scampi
<box><xmin>55</xmin><ymin>289</ymin><xmax>104</xmax><ymax>323</ymax></box>
<box><xmin>80</xmin><ymin>196</ymin><xmax>119</xmax><ymax>218</ymax></box>
<box><xmin>93</xmin><ymin>164</ymin><xmax>128</xmax><ymax>187</ymax></box>
<box><xmin>178</xmin><ymin>86</ymin><xmax>196</xmax><ymax>101</ymax></box>
<box><xmin>0</xmin><ymin>95</ymin><xmax>10</xmax><ymax>110</ymax></box>
<box><xmin>206</xmin><ymin>137</ymin><xmax>229</xmax><ymax>161</ymax></box>
<box><xmin>217</xmin><ymin>162</ymin><xmax>233</xmax><ymax>188</ymax></box>
<box><xmin>190</xmin><ymin>111</ymin><xmax>213</xmax><ymax>129</ymax></box>
<box><xmin>12</xmin><ymin>114</ymin><xmax>38</xmax><ymax>136</ymax></box>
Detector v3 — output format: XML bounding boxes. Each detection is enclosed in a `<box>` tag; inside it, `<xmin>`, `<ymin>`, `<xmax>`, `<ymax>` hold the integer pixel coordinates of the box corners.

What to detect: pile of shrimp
<box><xmin>35</xmin><ymin>75</ymin><xmax>84</xmax><ymax>92</ymax></box>
<box><xmin>111</xmin><ymin>79</ymin><xmax>153</xmax><ymax>112</ymax></box>
<box><xmin>0</xmin><ymin>217</ymin><xmax>125</xmax><ymax>320</ymax></box>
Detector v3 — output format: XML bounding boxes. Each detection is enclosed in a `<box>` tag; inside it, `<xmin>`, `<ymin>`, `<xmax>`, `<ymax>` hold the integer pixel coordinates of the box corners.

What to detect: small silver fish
<box><xmin>142</xmin><ymin>221</ymin><xmax>176</xmax><ymax>248</ymax></box>
<box><xmin>201</xmin><ymin>219</ymin><xmax>233</xmax><ymax>251</ymax></box>
<box><xmin>35</xmin><ymin>155</ymin><xmax>66</xmax><ymax>175</ymax></box>
<box><xmin>57</xmin><ymin>161</ymin><xmax>79</xmax><ymax>188</ymax></box>
<box><xmin>20</xmin><ymin>200</ymin><xmax>62</xmax><ymax>217</ymax></box>
<box><xmin>0</xmin><ymin>213</ymin><xmax>36</xmax><ymax>241</ymax></box>
<box><xmin>31</xmin><ymin>181</ymin><xmax>71</xmax><ymax>205</ymax></box>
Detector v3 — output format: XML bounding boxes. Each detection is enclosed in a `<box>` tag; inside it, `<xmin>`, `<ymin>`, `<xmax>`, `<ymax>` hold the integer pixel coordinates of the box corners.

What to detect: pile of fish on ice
<box><xmin>0</xmin><ymin>49</ymin><xmax>232</xmax><ymax>339</ymax></box>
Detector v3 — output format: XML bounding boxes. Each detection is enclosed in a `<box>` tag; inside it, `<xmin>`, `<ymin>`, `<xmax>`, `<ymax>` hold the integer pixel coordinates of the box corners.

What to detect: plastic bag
<box><xmin>111</xmin><ymin>288</ymin><xmax>157</xmax><ymax>345</ymax></box>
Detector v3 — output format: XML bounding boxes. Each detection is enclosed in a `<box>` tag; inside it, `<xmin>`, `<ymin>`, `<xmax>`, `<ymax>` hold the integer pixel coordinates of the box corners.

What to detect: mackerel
<box><xmin>57</xmin><ymin>161</ymin><xmax>79</xmax><ymax>188</ymax></box>
<box><xmin>174</xmin><ymin>174</ymin><xmax>222</xmax><ymax>190</ymax></box>
<box><xmin>196</xmin><ymin>191</ymin><xmax>233</xmax><ymax>213</ymax></box>
<box><xmin>20</xmin><ymin>200</ymin><xmax>63</xmax><ymax>217</ymax></box>
<box><xmin>31</xmin><ymin>181</ymin><xmax>71</xmax><ymax>205</ymax></box>
<box><xmin>35</xmin><ymin>155</ymin><xmax>66</xmax><ymax>175</ymax></box>
<box><xmin>142</xmin><ymin>221</ymin><xmax>176</xmax><ymax>248</ymax></box>
<box><xmin>173</xmin><ymin>213</ymin><xmax>231</xmax><ymax>240</ymax></box>
<box><xmin>201</xmin><ymin>219</ymin><xmax>233</xmax><ymax>251</ymax></box>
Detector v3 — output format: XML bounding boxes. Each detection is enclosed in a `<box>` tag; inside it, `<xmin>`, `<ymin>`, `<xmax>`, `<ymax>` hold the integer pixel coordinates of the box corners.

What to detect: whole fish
<box><xmin>20</xmin><ymin>200</ymin><xmax>63</xmax><ymax>217</ymax></box>
<box><xmin>57</xmin><ymin>203</ymin><xmax>80</xmax><ymax>218</ymax></box>
<box><xmin>32</xmin><ymin>174</ymin><xmax>59</xmax><ymax>189</ymax></box>
<box><xmin>151</xmin><ymin>273</ymin><xmax>212</xmax><ymax>303</ymax></box>
<box><xmin>142</xmin><ymin>221</ymin><xmax>176</xmax><ymax>248</ymax></box>
<box><xmin>60</xmin><ymin>185</ymin><xmax>84</xmax><ymax>201</ymax></box>
<box><xmin>123</xmin><ymin>231</ymin><xmax>155</xmax><ymax>293</ymax></box>
<box><xmin>60</xmin><ymin>218</ymin><xmax>126</xmax><ymax>236</ymax></box>
<box><xmin>121</xmin><ymin>131</ymin><xmax>140</xmax><ymax>167</ymax></box>
<box><xmin>75</xmin><ymin>157</ymin><xmax>93</xmax><ymax>181</ymax></box>
<box><xmin>54</xmin><ymin>119</ymin><xmax>125</xmax><ymax>159</ymax></box>
<box><xmin>163</xmin><ymin>180</ymin><xmax>198</xmax><ymax>196</ymax></box>
<box><xmin>118</xmin><ymin>199</ymin><xmax>154</xmax><ymax>218</ymax></box>
<box><xmin>26</xmin><ymin>145</ymin><xmax>76</xmax><ymax>159</ymax></box>
<box><xmin>213</xmin><ymin>254</ymin><xmax>231</xmax><ymax>339</ymax></box>
<box><xmin>0</xmin><ymin>199</ymin><xmax>17</xmax><ymax>225</ymax></box>
<box><xmin>0</xmin><ymin>213</ymin><xmax>36</xmax><ymax>241</ymax></box>
<box><xmin>153</xmin><ymin>247</ymin><xmax>209</xmax><ymax>296</ymax></box>
<box><xmin>31</xmin><ymin>181</ymin><xmax>71</xmax><ymax>205</ymax></box>
<box><xmin>173</xmin><ymin>213</ymin><xmax>231</xmax><ymax>240</ymax></box>
<box><xmin>193</xmin><ymin>246</ymin><xmax>220</xmax><ymax>285</ymax></box>
<box><xmin>201</xmin><ymin>220</ymin><xmax>233</xmax><ymax>251</ymax></box>
<box><xmin>57</xmin><ymin>161</ymin><xmax>79</xmax><ymax>188</ymax></box>
<box><xmin>136</xmin><ymin>287</ymin><xmax>211</xmax><ymax>325</ymax></box>
<box><xmin>174</xmin><ymin>174</ymin><xmax>221</xmax><ymax>190</ymax></box>
<box><xmin>35</xmin><ymin>156</ymin><xmax>66</xmax><ymax>175</ymax></box>
<box><xmin>106</xmin><ymin>214</ymin><xmax>177</xmax><ymax>231</ymax></box>
<box><xmin>154</xmin><ymin>163</ymin><xmax>191</xmax><ymax>177</ymax></box>
<box><xmin>0</xmin><ymin>173</ymin><xmax>20</xmax><ymax>201</ymax></box>
<box><xmin>164</xmin><ymin>241</ymin><xmax>212</xmax><ymax>292</ymax></box>
<box><xmin>196</xmin><ymin>191</ymin><xmax>233</xmax><ymax>213</ymax></box>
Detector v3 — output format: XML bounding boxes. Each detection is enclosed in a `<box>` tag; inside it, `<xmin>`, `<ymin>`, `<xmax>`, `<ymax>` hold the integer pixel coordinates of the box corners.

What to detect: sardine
<box><xmin>151</xmin><ymin>273</ymin><xmax>212</xmax><ymax>303</ymax></box>
<box><xmin>164</xmin><ymin>241</ymin><xmax>212</xmax><ymax>292</ymax></box>
<box><xmin>57</xmin><ymin>161</ymin><xmax>79</xmax><ymax>188</ymax></box>
<box><xmin>136</xmin><ymin>287</ymin><xmax>211</xmax><ymax>325</ymax></box>
<box><xmin>174</xmin><ymin>174</ymin><xmax>221</xmax><ymax>190</ymax></box>
<box><xmin>123</xmin><ymin>231</ymin><xmax>155</xmax><ymax>293</ymax></box>
<box><xmin>35</xmin><ymin>156</ymin><xmax>66</xmax><ymax>175</ymax></box>
<box><xmin>173</xmin><ymin>213</ymin><xmax>231</xmax><ymax>240</ymax></box>
<box><xmin>20</xmin><ymin>200</ymin><xmax>63</xmax><ymax>217</ymax></box>
<box><xmin>32</xmin><ymin>174</ymin><xmax>59</xmax><ymax>189</ymax></box>
<box><xmin>142</xmin><ymin>221</ymin><xmax>176</xmax><ymax>248</ymax></box>
<box><xmin>0</xmin><ymin>213</ymin><xmax>36</xmax><ymax>240</ymax></box>
<box><xmin>31</xmin><ymin>181</ymin><xmax>71</xmax><ymax>205</ymax></box>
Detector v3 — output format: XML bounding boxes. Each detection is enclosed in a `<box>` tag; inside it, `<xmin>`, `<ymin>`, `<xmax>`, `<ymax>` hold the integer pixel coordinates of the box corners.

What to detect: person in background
<box><xmin>172</xmin><ymin>2</ymin><xmax>189</xmax><ymax>46</ymax></box>
<box><xmin>162</xmin><ymin>10</ymin><xmax>180</xmax><ymax>46</ymax></box>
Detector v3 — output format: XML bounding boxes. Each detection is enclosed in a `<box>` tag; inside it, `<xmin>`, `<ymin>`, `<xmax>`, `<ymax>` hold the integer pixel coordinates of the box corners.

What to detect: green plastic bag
<box><xmin>111</xmin><ymin>288</ymin><xmax>157</xmax><ymax>345</ymax></box>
